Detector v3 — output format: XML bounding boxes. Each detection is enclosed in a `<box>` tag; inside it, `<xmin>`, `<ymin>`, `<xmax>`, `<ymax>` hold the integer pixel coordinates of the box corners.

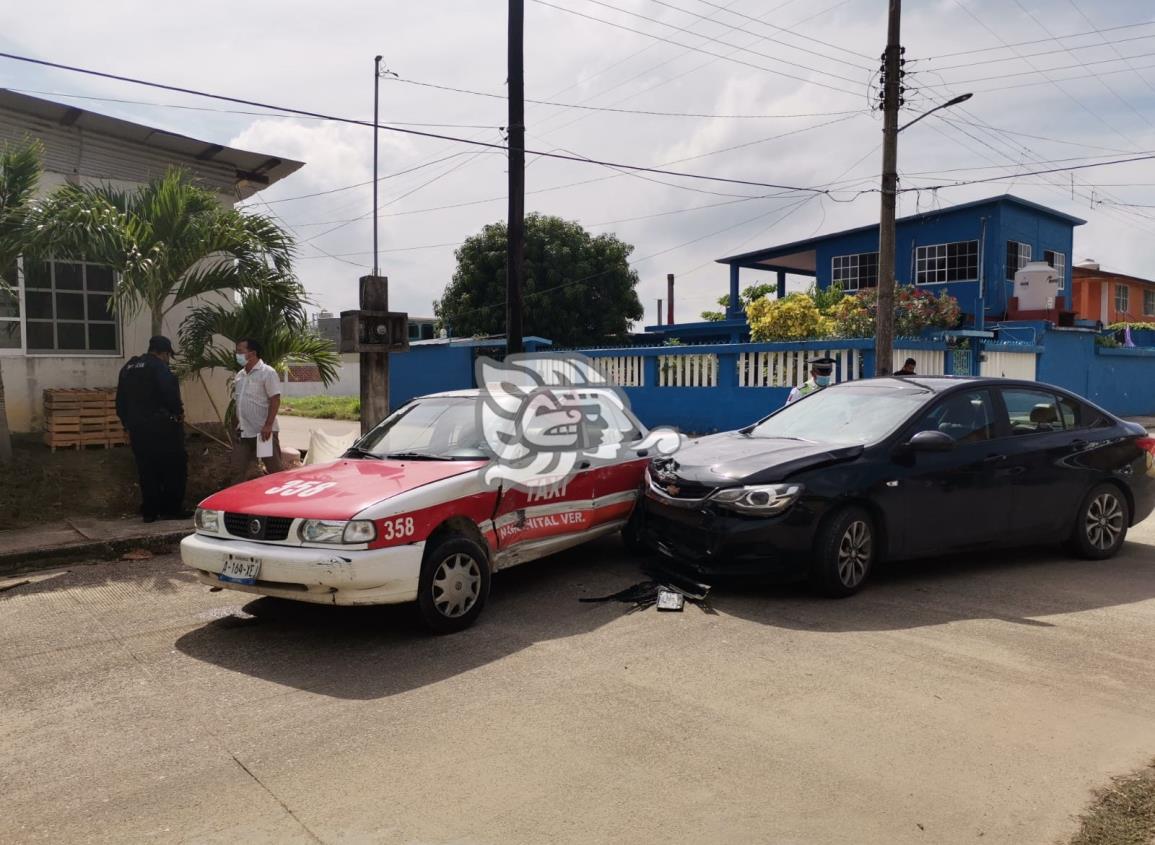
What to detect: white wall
<box><xmin>282</xmin><ymin>362</ymin><xmax>360</xmax><ymax>397</ymax></box>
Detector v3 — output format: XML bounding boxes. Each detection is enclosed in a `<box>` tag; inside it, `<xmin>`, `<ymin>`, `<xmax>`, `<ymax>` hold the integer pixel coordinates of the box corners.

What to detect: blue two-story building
<box><xmin>651</xmin><ymin>195</ymin><xmax>1086</xmax><ymax>342</ymax></box>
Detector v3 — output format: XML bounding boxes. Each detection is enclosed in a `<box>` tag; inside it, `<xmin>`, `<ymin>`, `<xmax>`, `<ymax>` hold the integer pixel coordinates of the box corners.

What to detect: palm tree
<box><xmin>22</xmin><ymin>168</ymin><xmax>296</xmax><ymax>335</ymax></box>
<box><xmin>178</xmin><ymin>283</ymin><xmax>339</xmax><ymax>429</ymax></box>
<box><xmin>0</xmin><ymin>139</ymin><xmax>43</xmax><ymax>466</ymax></box>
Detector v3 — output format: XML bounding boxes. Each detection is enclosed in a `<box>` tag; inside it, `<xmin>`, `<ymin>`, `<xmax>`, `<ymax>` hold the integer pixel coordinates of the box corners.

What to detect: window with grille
<box><xmin>830</xmin><ymin>252</ymin><xmax>879</xmax><ymax>291</ymax></box>
<box><xmin>914</xmin><ymin>241</ymin><xmax>978</xmax><ymax>285</ymax></box>
<box><xmin>23</xmin><ymin>259</ymin><xmax>120</xmax><ymax>354</ymax></box>
<box><xmin>1043</xmin><ymin>250</ymin><xmax>1066</xmax><ymax>291</ymax></box>
<box><xmin>1115</xmin><ymin>284</ymin><xmax>1130</xmax><ymax>315</ymax></box>
<box><xmin>1006</xmin><ymin>241</ymin><xmax>1031</xmax><ymax>281</ymax></box>
<box><xmin>1145</xmin><ymin>289</ymin><xmax>1155</xmax><ymax>316</ymax></box>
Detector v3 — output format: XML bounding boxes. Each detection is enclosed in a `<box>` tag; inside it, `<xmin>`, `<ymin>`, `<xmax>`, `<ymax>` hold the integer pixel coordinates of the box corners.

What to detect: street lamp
<box><xmin>897</xmin><ymin>92</ymin><xmax>973</xmax><ymax>133</ymax></box>
<box><xmin>875</xmin><ymin>89</ymin><xmax>975</xmax><ymax>376</ymax></box>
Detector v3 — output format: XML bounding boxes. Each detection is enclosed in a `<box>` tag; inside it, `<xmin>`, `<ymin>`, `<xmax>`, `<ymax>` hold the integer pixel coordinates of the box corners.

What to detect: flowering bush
<box><xmin>746</xmin><ymin>293</ymin><xmax>832</xmax><ymax>341</ymax></box>
<box><xmin>828</xmin><ymin>286</ymin><xmax>960</xmax><ymax>338</ymax></box>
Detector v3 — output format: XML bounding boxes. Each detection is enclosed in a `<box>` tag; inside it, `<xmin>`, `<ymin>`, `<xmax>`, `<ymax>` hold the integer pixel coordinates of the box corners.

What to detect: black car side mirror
<box><xmin>906</xmin><ymin>430</ymin><xmax>955</xmax><ymax>452</ymax></box>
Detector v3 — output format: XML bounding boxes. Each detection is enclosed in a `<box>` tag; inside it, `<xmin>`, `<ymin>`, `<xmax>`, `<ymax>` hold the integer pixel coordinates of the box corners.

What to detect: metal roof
<box><xmin>718</xmin><ymin>194</ymin><xmax>1088</xmax><ymax>269</ymax></box>
<box><xmin>0</xmin><ymin>89</ymin><xmax>304</xmax><ymax>198</ymax></box>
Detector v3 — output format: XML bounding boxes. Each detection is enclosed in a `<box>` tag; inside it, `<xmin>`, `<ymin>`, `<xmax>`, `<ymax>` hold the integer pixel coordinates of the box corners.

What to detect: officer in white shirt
<box><xmin>785</xmin><ymin>357</ymin><xmax>837</xmax><ymax>405</ymax></box>
<box><xmin>230</xmin><ymin>337</ymin><xmax>284</xmax><ymax>484</ymax></box>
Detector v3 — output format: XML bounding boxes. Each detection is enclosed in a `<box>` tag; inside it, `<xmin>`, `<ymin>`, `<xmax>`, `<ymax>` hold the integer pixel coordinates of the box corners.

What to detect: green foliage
<box><xmin>435</xmin><ymin>214</ymin><xmax>644</xmax><ymax>347</ymax></box>
<box><xmin>280</xmin><ymin>395</ymin><xmax>360</xmax><ymax>421</ymax></box>
<box><xmin>1107</xmin><ymin>321</ymin><xmax>1155</xmax><ymax>331</ymax></box>
<box><xmin>21</xmin><ymin>169</ymin><xmax>296</xmax><ymax>334</ymax></box>
<box><xmin>703</xmin><ymin>282</ymin><xmax>777</xmax><ymax>321</ymax></box>
<box><xmin>746</xmin><ymin>293</ymin><xmax>832</xmax><ymax>342</ymax></box>
<box><xmin>809</xmin><ymin>281</ymin><xmax>845</xmax><ymax>314</ymax></box>
<box><xmin>828</xmin><ymin>286</ymin><xmax>961</xmax><ymax>338</ymax></box>
<box><xmin>1096</xmin><ymin>334</ymin><xmax>1120</xmax><ymax>348</ymax></box>
<box><xmin>177</xmin><ymin>284</ymin><xmax>339</xmax><ymax>389</ymax></box>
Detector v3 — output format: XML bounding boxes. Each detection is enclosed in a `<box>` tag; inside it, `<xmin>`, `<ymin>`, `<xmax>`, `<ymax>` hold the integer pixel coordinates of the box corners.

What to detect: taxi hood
<box><xmin>198</xmin><ymin>458</ymin><xmax>487</xmax><ymax>520</ymax></box>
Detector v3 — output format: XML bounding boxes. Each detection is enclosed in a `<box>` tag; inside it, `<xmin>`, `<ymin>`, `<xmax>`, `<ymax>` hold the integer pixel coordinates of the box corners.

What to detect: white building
<box><xmin>0</xmin><ymin>90</ymin><xmax>304</xmax><ymax>431</ymax></box>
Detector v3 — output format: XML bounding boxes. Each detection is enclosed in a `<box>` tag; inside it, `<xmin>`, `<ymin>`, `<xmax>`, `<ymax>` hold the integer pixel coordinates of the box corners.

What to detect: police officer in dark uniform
<box><xmin>115</xmin><ymin>336</ymin><xmax>190</xmax><ymax>522</ymax></box>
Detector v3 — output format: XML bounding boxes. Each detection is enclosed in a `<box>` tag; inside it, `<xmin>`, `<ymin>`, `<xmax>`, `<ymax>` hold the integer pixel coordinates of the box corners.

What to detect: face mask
<box><xmin>815</xmin><ymin>375</ymin><xmax>832</xmax><ymax>387</ymax></box>
<box><xmin>236</xmin><ymin>353</ymin><xmax>248</xmax><ymax>367</ymax></box>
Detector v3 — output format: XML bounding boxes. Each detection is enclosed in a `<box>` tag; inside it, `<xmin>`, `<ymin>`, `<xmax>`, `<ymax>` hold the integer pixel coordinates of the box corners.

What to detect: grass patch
<box><xmin>280</xmin><ymin>395</ymin><xmax>360</xmax><ymax>421</ymax></box>
<box><xmin>1070</xmin><ymin>760</ymin><xmax>1155</xmax><ymax>845</ymax></box>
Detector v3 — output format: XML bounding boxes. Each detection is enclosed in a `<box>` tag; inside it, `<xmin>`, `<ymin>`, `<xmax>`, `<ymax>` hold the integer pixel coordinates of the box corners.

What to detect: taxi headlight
<box><xmin>710</xmin><ymin>484</ymin><xmax>802</xmax><ymax>515</ymax></box>
<box><xmin>299</xmin><ymin>519</ymin><xmax>377</xmax><ymax>544</ymax></box>
<box><xmin>194</xmin><ymin>508</ymin><xmax>222</xmax><ymax>533</ymax></box>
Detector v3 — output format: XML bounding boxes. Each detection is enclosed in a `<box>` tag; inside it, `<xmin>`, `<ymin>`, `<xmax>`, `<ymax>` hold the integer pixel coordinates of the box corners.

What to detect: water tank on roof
<box><xmin>1014</xmin><ymin>261</ymin><xmax>1061</xmax><ymax>310</ymax></box>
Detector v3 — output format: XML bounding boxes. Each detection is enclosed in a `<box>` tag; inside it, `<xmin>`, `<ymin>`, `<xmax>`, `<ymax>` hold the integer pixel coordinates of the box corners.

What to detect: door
<box><xmin>886</xmin><ymin>388</ymin><xmax>1015</xmax><ymax>558</ymax></box>
<box><xmin>995</xmin><ymin>387</ymin><xmax>1095</xmax><ymax>540</ymax></box>
<box><xmin>489</xmin><ymin>388</ymin><xmax>644</xmax><ymax>567</ymax></box>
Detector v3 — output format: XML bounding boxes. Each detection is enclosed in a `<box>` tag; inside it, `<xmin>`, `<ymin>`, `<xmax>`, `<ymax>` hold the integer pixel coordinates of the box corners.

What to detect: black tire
<box><xmin>1066</xmin><ymin>483</ymin><xmax>1130</xmax><ymax>560</ymax></box>
<box><xmin>416</xmin><ymin>536</ymin><xmax>491</xmax><ymax>634</ymax></box>
<box><xmin>810</xmin><ymin>506</ymin><xmax>876</xmax><ymax>598</ymax></box>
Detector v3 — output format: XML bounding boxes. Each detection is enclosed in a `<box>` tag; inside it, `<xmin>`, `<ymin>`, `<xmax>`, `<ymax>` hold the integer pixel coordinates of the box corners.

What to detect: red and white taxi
<box><xmin>181</xmin><ymin>389</ymin><xmax>651</xmax><ymax>632</ymax></box>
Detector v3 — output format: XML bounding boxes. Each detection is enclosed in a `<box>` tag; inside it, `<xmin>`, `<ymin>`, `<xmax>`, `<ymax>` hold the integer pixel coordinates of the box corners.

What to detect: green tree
<box><xmin>0</xmin><ymin>139</ymin><xmax>42</xmax><ymax>465</ymax></box>
<box><xmin>434</xmin><ymin>214</ymin><xmax>644</xmax><ymax>347</ymax></box>
<box><xmin>177</xmin><ymin>283</ymin><xmax>339</xmax><ymax>428</ymax></box>
<box><xmin>701</xmin><ymin>281</ymin><xmax>778</xmax><ymax>321</ymax></box>
<box><xmin>22</xmin><ymin>169</ymin><xmax>295</xmax><ymax>336</ymax></box>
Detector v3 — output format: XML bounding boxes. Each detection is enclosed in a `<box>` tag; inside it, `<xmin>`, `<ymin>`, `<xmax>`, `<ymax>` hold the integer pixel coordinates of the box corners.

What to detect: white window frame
<box><xmin>914</xmin><ymin>240</ymin><xmax>979</xmax><ymax>286</ymax></box>
<box><xmin>1115</xmin><ymin>283</ymin><xmax>1130</xmax><ymax>315</ymax></box>
<box><xmin>830</xmin><ymin>252</ymin><xmax>879</xmax><ymax>292</ymax></box>
<box><xmin>1043</xmin><ymin>249</ymin><xmax>1066</xmax><ymax>291</ymax></box>
<box><xmin>1144</xmin><ymin>288</ymin><xmax>1155</xmax><ymax>317</ymax></box>
<box><xmin>3</xmin><ymin>256</ymin><xmax>122</xmax><ymax>358</ymax></box>
<box><xmin>1006</xmin><ymin>241</ymin><xmax>1031</xmax><ymax>281</ymax></box>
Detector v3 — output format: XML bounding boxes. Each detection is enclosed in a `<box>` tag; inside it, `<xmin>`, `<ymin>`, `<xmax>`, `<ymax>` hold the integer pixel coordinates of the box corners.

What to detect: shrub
<box><xmin>747</xmin><ymin>293</ymin><xmax>832</xmax><ymax>341</ymax></box>
<box><xmin>828</xmin><ymin>285</ymin><xmax>960</xmax><ymax>338</ymax></box>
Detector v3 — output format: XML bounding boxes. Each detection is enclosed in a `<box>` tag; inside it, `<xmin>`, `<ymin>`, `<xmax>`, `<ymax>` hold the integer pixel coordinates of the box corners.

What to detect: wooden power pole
<box><xmin>875</xmin><ymin>0</ymin><xmax>902</xmax><ymax>376</ymax></box>
<box><xmin>506</xmin><ymin>0</ymin><xmax>525</xmax><ymax>355</ymax></box>
<box><xmin>359</xmin><ymin>275</ymin><xmax>390</xmax><ymax>435</ymax></box>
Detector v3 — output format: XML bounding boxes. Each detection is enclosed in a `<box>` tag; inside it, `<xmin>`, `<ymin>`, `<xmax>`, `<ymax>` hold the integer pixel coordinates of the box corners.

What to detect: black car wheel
<box><xmin>1067</xmin><ymin>483</ymin><xmax>1130</xmax><ymax>560</ymax></box>
<box><xmin>417</xmin><ymin>536</ymin><xmax>491</xmax><ymax>634</ymax></box>
<box><xmin>811</xmin><ymin>506</ymin><xmax>876</xmax><ymax>597</ymax></box>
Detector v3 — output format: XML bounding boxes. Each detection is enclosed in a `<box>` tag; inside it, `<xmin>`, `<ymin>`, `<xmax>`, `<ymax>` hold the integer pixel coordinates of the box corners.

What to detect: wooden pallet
<box><xmin>43</xmin><ymin>388</ymin><xmax>127</xmax><ymax>451</ymax></box>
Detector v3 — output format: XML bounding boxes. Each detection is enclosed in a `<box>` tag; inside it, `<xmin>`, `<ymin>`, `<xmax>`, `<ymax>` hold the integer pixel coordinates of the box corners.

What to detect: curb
<box><xmin>0</xmin><ymin>530</ymin><xmax>190</xmax><ymax>578</ymax></box>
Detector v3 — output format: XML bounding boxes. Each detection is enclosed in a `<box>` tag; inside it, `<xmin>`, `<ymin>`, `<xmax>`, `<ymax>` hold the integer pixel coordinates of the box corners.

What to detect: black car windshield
<box><xmin>354</xmin><ymin>397</ymin><xmax>486</xmax><ymax>459</ymax></box>
<box><xmin>747</xmin><ymin>383</ymin><xmax>935</xmax><ymax>445</ymax></box>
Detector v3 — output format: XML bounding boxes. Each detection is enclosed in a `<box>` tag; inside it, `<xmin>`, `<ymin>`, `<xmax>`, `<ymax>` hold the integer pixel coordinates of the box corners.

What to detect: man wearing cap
<box><xmin>786</xmin><ymin>357</ymin><xmax>836</xmax><ymax>405</ymax></box>
<box><xmin>115</xmin><ymin>336</ymin><xmax>190</xmax><ymax>523</ymax></box>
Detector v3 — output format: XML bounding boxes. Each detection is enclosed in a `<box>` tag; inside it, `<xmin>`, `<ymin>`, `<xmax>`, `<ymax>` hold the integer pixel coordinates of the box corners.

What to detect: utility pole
<box><xmin>875</xmin><ymin>0</ymin><xmax>902</xmax><ymax>376</ymax></box>
<box><xmin>373</xmin><ymin>55</ymin><xmax>382</xmax><ymax>276</ymax></box>
<box><xmin>506</xmin><ymin>0</ymin><xmax>526</xmax><ymax>355</ymax></box>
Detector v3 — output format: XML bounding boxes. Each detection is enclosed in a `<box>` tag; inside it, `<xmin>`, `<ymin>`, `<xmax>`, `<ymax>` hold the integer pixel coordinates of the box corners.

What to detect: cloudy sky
<box><xmin>4</xmin><ymin>0</ymin><xmax>1155</xmax><ymax>326</ymax></box>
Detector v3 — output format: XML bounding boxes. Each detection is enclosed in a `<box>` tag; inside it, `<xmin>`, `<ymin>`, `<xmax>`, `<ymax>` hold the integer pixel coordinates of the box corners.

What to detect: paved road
<box><xmin>5</xmin><ymin>521</ymin><xmax>1155</xmax><ymax>844</ymax></box>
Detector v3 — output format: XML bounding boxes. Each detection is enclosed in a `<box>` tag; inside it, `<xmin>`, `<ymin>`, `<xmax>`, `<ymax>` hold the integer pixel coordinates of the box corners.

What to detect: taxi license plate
<box><xmin>220</xmin><ymin>554</ymin><xmax>261</xmax><ymax>585</ymax></box>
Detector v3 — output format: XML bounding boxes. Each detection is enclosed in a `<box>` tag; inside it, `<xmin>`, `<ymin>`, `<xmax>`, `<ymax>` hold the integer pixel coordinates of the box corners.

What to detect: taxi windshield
<box><xmin>354</xmin><ymin>397</ymin><xmax>485</xmax><ymax>460</ymax></box>
<box><xmin>746</xmin><ymin>382</ymin><xmax>934</xmax><ymax>445</ymax></box>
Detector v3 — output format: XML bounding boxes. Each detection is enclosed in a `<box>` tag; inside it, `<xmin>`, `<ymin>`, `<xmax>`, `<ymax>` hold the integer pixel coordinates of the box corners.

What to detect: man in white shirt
<box><xmin>230</xmin><ymin>337</ymin><xmax>284</xmax><ymax>484</ymax></box>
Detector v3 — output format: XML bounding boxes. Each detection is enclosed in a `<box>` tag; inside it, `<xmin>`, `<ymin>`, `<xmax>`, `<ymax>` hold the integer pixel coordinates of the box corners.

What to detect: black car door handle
<box><xmin>1071</xmin><ymin>439</ymin><xmax>1088</xmax><ymax>449</ymax></box>
<box><xmin>983</xmin><ymin>454</ymin><xmax>1007</xmax><ymax>464</ymax></box>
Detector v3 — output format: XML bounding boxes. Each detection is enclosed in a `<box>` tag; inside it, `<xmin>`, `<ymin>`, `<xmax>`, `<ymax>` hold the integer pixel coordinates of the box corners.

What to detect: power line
<box><xmin>931</xmin><ymin>19</ymin><xmax>1155</xmax><ymax>59</ymax></box>
<box><xmin>915</xmin><ymin>49</ymin><xmax>1155</xmax><ymax>88</ymax></box>
<box><xmin>1065</xmin><ymin>0</ymin><xmax>1155</xmax><ymax>99</ymax></box>
<box><xmin>527</xmin><ymin>0</ymin><xmax>864</xmax><ymax>97</ymax></box>
<box><xmin>917</xmin><ymin>31</ymin><xmax>1155</xmax><ymax>72</ymax></box>
<box><xmin>0</xmin><ymin>50</ymin><xmax>846</xmax><ymax>195</ymax></box>
<box><xmin>389</xmin><ymin>77</ymin><xmax>861</xmax><ymax>119</ymax></box>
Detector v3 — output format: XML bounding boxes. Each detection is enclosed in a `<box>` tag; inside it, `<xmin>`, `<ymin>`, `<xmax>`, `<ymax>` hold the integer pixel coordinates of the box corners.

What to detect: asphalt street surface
<box><xmin>5</xmin><ymin>520</ymin><xmax>1155</xmax><ymax>844</ymax></box>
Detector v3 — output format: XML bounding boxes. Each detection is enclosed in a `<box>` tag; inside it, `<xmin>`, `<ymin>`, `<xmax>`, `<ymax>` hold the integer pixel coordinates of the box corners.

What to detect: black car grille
<box><xmin>645</xmin><ymin>510</ymin><xmax>715</xmax><ymax>557</ymax></box>
<box><xmin>647</xmin><ymin>467</ymin><xmax>715</xmax><ymax>501</ymax></box>
<box><xmin>224</xmin><ymin>513</ymin><xmax>295</xmax><ymax>542</ymax></box>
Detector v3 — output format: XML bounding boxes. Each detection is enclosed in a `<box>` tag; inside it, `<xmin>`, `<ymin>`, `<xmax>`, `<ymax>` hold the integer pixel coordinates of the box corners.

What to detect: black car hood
<box><xmin>656</xmin><ymin>432</ymin><xmax>864</xmax><ymax>486</ymax></box>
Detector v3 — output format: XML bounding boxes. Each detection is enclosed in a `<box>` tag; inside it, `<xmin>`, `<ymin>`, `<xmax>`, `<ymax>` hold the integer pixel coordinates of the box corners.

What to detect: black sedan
<box><xmin>640</xmin><ymin>377</ymin><xmax>1155</xmax><ymax>596</ymax></box>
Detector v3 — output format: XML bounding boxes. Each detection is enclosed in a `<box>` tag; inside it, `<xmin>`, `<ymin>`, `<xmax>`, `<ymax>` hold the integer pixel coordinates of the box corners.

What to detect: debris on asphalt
<box><xmin>120</xmin><ymin>548</ymin><xmax>155</xmax><ymax>561</ymax></box>
<box><xmin>656</xmin><ymin>588</ymin><xmax>685</xmax><ymax>611</ymax></box>
<box><xmin>0</xmin><ymin>569</ymin><xmax>70</xmax><ymax>593</ymax></box>
<box><xmin>581</xmin><ymin>566</ymin><xmax>711</xmax><ymax>614</ymax></box>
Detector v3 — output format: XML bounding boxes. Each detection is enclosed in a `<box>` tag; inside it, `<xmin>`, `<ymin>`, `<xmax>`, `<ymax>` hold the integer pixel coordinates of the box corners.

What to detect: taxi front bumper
<box><xmin>180</xmin><ymin>533</ymin><xmax>424</xmax><ymax>606</ymax></box>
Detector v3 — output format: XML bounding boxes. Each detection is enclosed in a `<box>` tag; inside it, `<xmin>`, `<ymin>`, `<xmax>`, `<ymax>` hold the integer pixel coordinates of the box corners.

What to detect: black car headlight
<box><xmin>710</xmin><ymin>484</ymin><xmax>802</xmax><ymax>515</ymax></box>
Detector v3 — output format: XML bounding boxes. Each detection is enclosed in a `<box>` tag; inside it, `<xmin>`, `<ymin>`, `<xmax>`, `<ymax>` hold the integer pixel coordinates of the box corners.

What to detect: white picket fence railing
<box><xmin>892</xmin><ymin>348</ymin><xmax>946</xmax><ymax>376</ymax></box>
<box><xmin>981</xmin><ymin>350</ymin><xmax>1038</xmax><ymax>380</ymax></box>
<box><xmin>591</xmin><ymin>355</ymin><xmax>645</xmax><ymax>387</ymax></box>
<box><xmin>658</xmin><ymin>353</ymin><xmax>718</xmax><ymax>387</ymax></box>
<box><xmin>738</xmin><ymin>348</ymin><xmax>863</xmax><ymax>387</ymax></box>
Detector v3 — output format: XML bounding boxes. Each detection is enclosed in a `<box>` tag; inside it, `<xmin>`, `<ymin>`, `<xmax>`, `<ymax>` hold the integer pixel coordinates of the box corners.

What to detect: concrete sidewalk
<box><xmin>0</xmin><ymin>517</ymin><xmax>190</xmax><ymax>577</ymax></box>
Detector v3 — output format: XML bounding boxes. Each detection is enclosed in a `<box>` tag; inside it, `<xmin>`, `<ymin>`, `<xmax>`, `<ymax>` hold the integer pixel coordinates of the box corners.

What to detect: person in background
<box><xmin>231</xmin><ymin>337</ymin><xmax>284</xmax><ymax>484</ymax></box>
<box><xmin>115</xmin><ymin>335</ymin><xmax>190</xmax><ymax>522</ymax></box>
<box><xmin>786</xmin><ymin>357</ymin><xmax>837</xmax><ymax>405</ymax></box>
<box><xmin>896</xmin><ymin>358</ymin><xmax>918</xmax><ymax>376</ymax></box>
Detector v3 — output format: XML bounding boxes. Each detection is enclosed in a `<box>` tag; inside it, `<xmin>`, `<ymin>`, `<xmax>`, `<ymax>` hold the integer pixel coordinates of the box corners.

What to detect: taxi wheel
<box><xmin>417</xmin><ymin>537</ymin><xmax>491</xmax><ymax>634</ymax></box>
<box><xmin>810</xmin><ymin>506</ymin><xmax>875</xmax><ymax>598</ymax></box>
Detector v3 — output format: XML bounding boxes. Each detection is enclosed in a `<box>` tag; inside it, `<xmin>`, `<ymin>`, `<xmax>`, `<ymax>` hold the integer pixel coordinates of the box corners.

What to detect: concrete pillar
<box><xmin>726</xmin><ymin>264</ymin><xmax>742</xmax><ymax>319</ymax></box>
<box><xmin>777</xmin><ymin>270</ymin><xmax>787</xmax><ymax>300</ymax></box>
